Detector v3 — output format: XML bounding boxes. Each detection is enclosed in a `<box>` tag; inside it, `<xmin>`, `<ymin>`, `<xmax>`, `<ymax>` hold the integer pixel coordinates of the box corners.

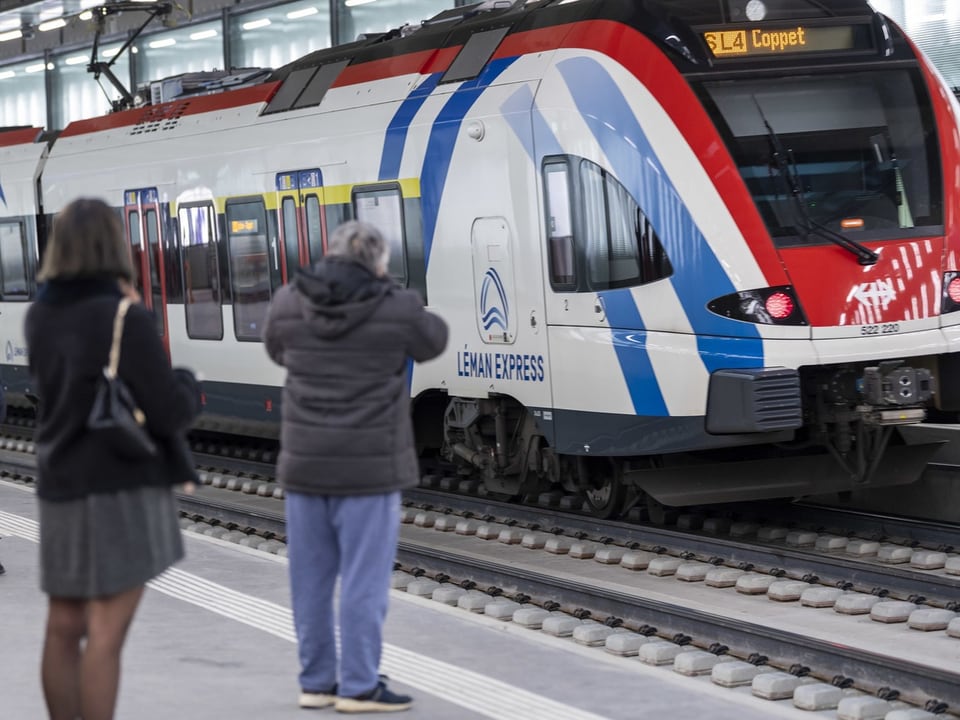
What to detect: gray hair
<box><xmin>328</xmin><ymin>220</ymin><xmax>389</xmax><ymax>276</ymax></box>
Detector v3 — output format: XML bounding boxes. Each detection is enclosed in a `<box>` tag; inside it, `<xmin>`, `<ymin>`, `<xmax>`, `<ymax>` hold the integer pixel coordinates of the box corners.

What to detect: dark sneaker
<box><xmin>299</xmin><ymin>686</ymin><xmax>337</xmax><ymax>709</ymax></box>
<box><xmin>335</xmin><ymin>681</ymin><xmax>412</xmax><ymax>714</ymax></box>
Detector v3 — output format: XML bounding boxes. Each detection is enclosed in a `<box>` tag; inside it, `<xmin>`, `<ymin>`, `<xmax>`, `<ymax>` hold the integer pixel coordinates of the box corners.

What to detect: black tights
<box><xmin>42</xmin><ymin>586</ymin><xmax>144</xmax><ymax>720</ymax></box>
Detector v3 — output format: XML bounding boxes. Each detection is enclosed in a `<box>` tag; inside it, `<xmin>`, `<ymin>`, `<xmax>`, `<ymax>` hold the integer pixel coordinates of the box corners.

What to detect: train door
<box><xmin>124</xmin><ymin>189</ymin><xmax>170</xmax><ymax>354</ymax></box>
<box><xmin>540</xmin><ymin>159</ymin><xmax>611</xmax><ymax>330</ymax></box>
<box><xmin>276</xmin><ymin>169</ymin><xmax>325</xmax><ymax>278</ymax></box>
<box><xmin>471</xmin><ymin>217</ymin><xmax>518</xmax><ymax>345</ymax></box>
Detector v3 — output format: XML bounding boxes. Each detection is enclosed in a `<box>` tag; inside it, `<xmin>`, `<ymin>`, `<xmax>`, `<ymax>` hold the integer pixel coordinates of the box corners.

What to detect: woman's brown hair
<box><xmin>38</xmin><ymin>198</ymin><xmax>134</xmax><ymax>282</ymax></box>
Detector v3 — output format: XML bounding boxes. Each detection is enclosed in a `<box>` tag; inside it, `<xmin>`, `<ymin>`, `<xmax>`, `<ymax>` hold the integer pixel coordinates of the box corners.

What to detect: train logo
<box><xmin>479</xmin><ymin>268</ymin><xmax>510</xmax><ymax>337</ymax></box>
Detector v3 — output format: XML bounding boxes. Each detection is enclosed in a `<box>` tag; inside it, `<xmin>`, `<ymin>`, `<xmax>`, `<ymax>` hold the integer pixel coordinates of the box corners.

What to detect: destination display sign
<box><xmin>703</xmin><ymin>25</ymin><xmax>860</xmax><ymax>58</ymax></box>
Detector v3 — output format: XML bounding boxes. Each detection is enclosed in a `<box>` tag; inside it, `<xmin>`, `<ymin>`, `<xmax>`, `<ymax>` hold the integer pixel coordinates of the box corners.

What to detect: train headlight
<box><xmin>943</xmin><ymin>272</ymin><xmax>960</xmax><ymax>314</ymax></box>
<box><xmin>708</xmin><ymin>286</ymin><xmax>808</xmax><ymax>326</ymax></box>
<box><xmin>764</xmin><ymin>292</ymin><xmax>794</xmax><ymax>320</ymax></box>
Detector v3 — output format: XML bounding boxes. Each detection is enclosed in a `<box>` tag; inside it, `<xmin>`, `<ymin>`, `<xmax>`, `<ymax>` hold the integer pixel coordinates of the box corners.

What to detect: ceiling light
<box><xmin>149</xmin><ymin>38</ymin><xmax>176</xmax><ymax>48</ymax></box>
<box><xmin>287</xmin><ymin>7</ymin><xmax>318</xmax><ymax>19</ymax></box>
<box><xmin>190</xmin><ymin>29</ymin><xmax>218</xmax><ymax>40</ymax></box>
<box><xmin>0</xmin><ymin>29</ymin><xmax>22</xmax><ymax>42</ymax></box>
<box><xmin>38</xmin><ymin>18</ymin><xmax>67</xmax><ymax>32</ymax></box>
<box><xmin>79</xmin><ymin>10</ymin><xmax>93</xmax><ymax>21</ymax></box>
<box><xmin>25</xmin><ymin>63</ymin><xmax>47</xmax><ymax>73</ymax></box>
<box><xmin>0</xmin><ymin>70</ymin><xmax>15</xmax><ymax>80</ymax></box>
<box><xmin>344</xmin><ymin>0</ymin><xmax>377</xmax><ymax>6</ymax></box>
<box><xmin>65</xmin><ymin>55</ymin><xmax>88</xmax><ymax>65</ymax></box>
<box><xmin>103</xmin><ymin>46</ymin><xmax>121</xmax><ymax>57</ymax></box>
<box><xmin>242</xmin><ymin>18</ymin><xmax>271</xmax><ymax>30</ymax></box>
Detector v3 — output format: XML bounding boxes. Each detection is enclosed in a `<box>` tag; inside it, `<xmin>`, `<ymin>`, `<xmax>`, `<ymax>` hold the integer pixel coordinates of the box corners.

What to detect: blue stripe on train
<box><xmin>556</xmin><ymin>56</ymin><xmax>764</xmax><ymax>374</ymax></box>
<box><xmin>597</xmin><ymin>291</ymin><xmax>669</xmax><ymax>416</ymax></box>
<box><xmin>500</xmin><ymin>84</ymin><xmax>564</xmax><ymax>161</ymax></box>
<box><xmin>379</xmin><ymin>73</ymin><xmax>442</xmax><ymax>182</ymax></box>
<box><xmin>420</xmin><ymin>57</ymin><xmax>518</xmax><ymax>270</ymax></box>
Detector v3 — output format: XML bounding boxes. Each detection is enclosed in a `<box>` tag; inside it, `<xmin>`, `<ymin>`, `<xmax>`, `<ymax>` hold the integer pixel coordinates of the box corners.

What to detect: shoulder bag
<box><xmin>87</xmin><ymin>297</ymin><xmax>158</xmax><ymax>459</ymax></box>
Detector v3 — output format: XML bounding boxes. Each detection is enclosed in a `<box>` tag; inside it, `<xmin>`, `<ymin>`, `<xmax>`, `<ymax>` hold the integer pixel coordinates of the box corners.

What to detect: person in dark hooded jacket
<box><xmin>263</xmin><ymin>220</ymin><xmax>448</xmax><ymax>713</ymax></box>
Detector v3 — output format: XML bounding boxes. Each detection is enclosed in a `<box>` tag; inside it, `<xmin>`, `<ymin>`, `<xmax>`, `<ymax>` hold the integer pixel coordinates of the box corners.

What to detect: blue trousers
<box><xmin>285</xmin><ymin>491</ymin><xmax>400</xmax><ymax>697</ymax></box>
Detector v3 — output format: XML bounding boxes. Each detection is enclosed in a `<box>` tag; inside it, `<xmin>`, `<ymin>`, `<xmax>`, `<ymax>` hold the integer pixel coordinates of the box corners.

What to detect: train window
<box><xmin>544</xmin><ymin>162</ymin><xmax>577</xmax><ymax>289</ymax></box>
<box><xmin>281</xmin><ymin>197</ymin><xmax>300</xmax><ymax>280</ymax></box>
<box><xmin>353</xmin><ymin>185</ymin><xmax>407</xmax><ymax>283</ymax></box>
<box><xmin>127</xmin><ymin>210</ymin><xmax>145</xmax><ymax>298</ymax></box>
<box><xmin>178</xmin><ymin>203</ymin><xmax>224</xmax><ymax>340</ymax></box>
<box><xmin>441</xmin><ymin>27</ymin><xmax>510</xmax><ymax>84</ymax></box>
<box><xmin>226</xmin><ymin>200</ymin><xmax>272</xmax><ymax>341</ymax></box>
<box><xmin>580</xmin><ymin>159</ymin><xmax>672</xmax><ymax>290</ymax></box>
<box><xmin>699</xmin><ymin>69</ymin><xmax>943</xmax><ymax>242</ymax></box>
<box><xmin>305</xmin><ymin>194</ymin><xmax>324</xmax><ymax>263</ymax></box>
<box><xmin>144</xmin><ymin>209</ymin><xmax>165</xmax><ymax>335</ymax></box>
<box><xmin>0</xmin><ymin>221</ymin><xmax>29</xmax><ymax>298</ymax></box>
<box><xmin>324</xmin><ymin>202</ymin><xmax>352</xmax><ymax>243</ymax></box>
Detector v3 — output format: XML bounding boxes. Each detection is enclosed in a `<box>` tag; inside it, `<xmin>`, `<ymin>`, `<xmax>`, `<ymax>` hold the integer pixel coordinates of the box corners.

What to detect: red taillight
<box><xmin>948</xmin><ymin>278</ymin><xmax>960</xmax><ymax>304</ymax></box>
<box><xmin>765</xmin><ymin>292</ymin><xmax>794</xmax><ymax>320</ymax></box>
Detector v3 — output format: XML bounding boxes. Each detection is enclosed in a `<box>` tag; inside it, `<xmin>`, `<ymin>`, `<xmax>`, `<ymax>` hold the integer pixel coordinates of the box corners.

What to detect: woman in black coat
<box><xmin>24</xmin><ymin>198</ymin><xmax>201</xmax><ymax>720</ymax></box>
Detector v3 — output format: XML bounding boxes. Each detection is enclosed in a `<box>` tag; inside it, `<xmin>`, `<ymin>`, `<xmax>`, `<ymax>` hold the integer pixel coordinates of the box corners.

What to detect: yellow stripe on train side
<box><xmin>171</xmin><ymin>177</ymin><xmax>422</xmax><ymax>216</ymax></box>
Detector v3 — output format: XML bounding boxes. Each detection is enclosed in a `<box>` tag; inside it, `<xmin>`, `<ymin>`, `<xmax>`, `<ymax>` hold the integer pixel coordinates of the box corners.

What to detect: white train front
<box><xmin>2</xmin><ymin>0</ymin><xmax>958</xmax><ymax>517</ymax></box>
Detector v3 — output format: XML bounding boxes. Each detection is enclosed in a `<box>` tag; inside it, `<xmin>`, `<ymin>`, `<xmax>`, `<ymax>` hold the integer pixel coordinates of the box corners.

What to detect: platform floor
<box><xmin>0</xmin><ymin>480</ymin><xmax>812</xmax><ymax>720</ymax></box>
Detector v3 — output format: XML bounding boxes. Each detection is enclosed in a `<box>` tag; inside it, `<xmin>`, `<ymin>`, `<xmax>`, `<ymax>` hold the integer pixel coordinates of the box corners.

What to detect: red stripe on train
<box><xmin>58</xmin><ymin>83</ymin><xmax>282</xmax><ymax>138</ymax></box>
<box><xmin>0</xmin><ymin>127</ymin><xmax>42</xmax><ymax>147</ymax></box>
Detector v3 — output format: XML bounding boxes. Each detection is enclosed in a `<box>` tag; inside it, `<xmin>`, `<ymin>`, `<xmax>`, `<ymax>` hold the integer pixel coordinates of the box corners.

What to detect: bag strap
<box><xmin>106</xmin><ymin>297</ymin><xmax>133</xmax><ymax>380</ymax></box>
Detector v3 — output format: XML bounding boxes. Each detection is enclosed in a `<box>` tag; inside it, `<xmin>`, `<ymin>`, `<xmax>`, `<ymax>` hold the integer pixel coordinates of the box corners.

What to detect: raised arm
<box><xmin>118</xmin><ymin>304</ymin><xmax>202</xmax><ymax>437</ymax></box>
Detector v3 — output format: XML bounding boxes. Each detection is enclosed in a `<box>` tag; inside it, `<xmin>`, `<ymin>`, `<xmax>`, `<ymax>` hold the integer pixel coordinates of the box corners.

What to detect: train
<box><xmin>0</xmin><ymin>0</ymin><xmax>957</xmax><ymax>518</ymax></box>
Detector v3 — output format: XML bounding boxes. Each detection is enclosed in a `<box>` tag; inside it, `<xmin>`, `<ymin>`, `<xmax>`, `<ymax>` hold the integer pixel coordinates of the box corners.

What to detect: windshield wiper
<box><xmin>753</xmin><ymin>98</ymin><xmax>879</xmax><ymax>266</ymax></box>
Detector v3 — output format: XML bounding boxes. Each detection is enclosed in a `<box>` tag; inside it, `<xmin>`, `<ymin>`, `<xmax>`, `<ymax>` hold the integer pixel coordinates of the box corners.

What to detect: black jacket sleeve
<box><xmin>263</xmin><ymin>287</ymin><xmax>290</xmax><ymax>367</ymax></box>
<box><xmin>118</xmin><ymin>304</ymin><xmax>202</xmax><ymax>437</ymax></box>
<box><xmin>403</xmin><ymin>291</ymin><xmax>449</xmax><ymax>363</ymax></box>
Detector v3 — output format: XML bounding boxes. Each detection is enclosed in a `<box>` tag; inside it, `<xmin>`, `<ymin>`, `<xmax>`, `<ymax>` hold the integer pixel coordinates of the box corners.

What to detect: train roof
<box><xmin>57</xmin><ymin>0</ymin><xmax>892</xmax><ymax>137</ymax></box>
<box><xmin>272</xmin><ymin>0</ymin><xmax>880</xmax><ymax>83</ymax></box>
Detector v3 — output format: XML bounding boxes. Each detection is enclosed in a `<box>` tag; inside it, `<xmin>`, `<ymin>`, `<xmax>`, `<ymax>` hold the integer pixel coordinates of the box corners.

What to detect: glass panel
<box><xmin>337</xmin><ymin>0</ymin><xmax>453</xmax><ymax>42</ymax></box>
<box><xmin>227</xmin><ymin>201</ymin><xmax>271</xmax><ymax>341</ymax></box>
<box><xmin>700</xmin><ymin>70</ymin><xmax>942</xmax><ymax>242</ymax></box>
<box><xmin>52</xmin><ymin>46</ymin><xmax>131</xmax><ymax>129</ymax></box>
<box><xmin>604</xmin><ymin>173</ymin><xmax>642</xmax><ymax>286</ymax></box>
<box><xmin>0</xmin><ymin>58</ymin><xmax>46</xmax><ymax>128</ymax></box>
<box><xmin>179</xmin><ymin>204</ymin><xmax>223</xmax><ymax>340</ymax></box>
<box><xmin>354</xmin><ymin>187</ymin><xmax>405</xmax><ymax>281</ymax></box>
<box><xmin>544</xmin><ymin>163</ymin><xmax>575</xmax><ymax>288</ymax></box>
<box><xmin>128</xmin><ymin>210</ymin><xmax>144</xmax><ymax>297</ymax></box>
<box><xmin>145</xmin><ymin>208</ymin><xmax>165</xmax><ymax>335</ymax></box>
<box><xmin>579</xmin><ymin>159</ymin><xmax>668</xmax><ymax>290</ymax></box>
<box><xmin>231</xmin><ymin>0</ymin><xmax>332</xmax><ymax>70</ymax></box>
<box><xmin>305</xmin><ymin>194</ymin><xmax>324</xmax><ymax>262</ymax></box>
<box><xmin>281</xmin><ymin>197</ymin><xmax>300</xmax><ymax>280</ymax></box>
<box><xmin>0</xmin><ymin>222</ymin><xmax>28</xmax><ymax>297</ymax></box>
<box><xmin>135</xmin><ymin>21</ymin><xmax>223</xmax><ymax>86</ymax></box>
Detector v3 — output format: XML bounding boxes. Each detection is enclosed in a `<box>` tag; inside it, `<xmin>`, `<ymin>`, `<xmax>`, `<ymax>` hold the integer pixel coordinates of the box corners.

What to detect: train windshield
<box><xmin>699</xmin><ymin>70</ymin><xmax>943</xmax><ymax>244</ymax></box>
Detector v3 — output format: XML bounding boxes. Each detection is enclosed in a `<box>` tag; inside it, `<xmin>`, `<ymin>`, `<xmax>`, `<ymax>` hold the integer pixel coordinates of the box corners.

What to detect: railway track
<box><xmin>2</xmin><ymin>435</ymin><xmax>958</xmax><ymax>715</ymax></box>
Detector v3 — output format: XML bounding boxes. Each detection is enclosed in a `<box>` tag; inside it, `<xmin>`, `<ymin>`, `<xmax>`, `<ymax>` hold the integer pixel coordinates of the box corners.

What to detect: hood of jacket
<box><xmin>294</xmin><ymin>257</ymin><xmax>391</xmax><ymax>338</ymax></box>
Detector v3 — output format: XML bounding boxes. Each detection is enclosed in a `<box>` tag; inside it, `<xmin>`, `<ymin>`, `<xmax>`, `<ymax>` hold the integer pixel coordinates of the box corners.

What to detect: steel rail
<box><xmin>396</xmin><ymin>539</ymin><xmax>960</xmax><ymax>711</ymax></box>
<box><xmin>405</xmin><ymin>489</ymin><xmax>960</xmax><ymax>604</ymax></box>
<box><xmin>3</xmin><ymin>452</ymin><xmax>955</xmax><ymax>710</ymax></box>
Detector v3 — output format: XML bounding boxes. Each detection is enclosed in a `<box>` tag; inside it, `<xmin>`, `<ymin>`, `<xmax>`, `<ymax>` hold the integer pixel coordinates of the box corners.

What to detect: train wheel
<box><xmin>583</xmin><ymin>466</ymin><xmax>626</xmax><ymax>519</ymax></box>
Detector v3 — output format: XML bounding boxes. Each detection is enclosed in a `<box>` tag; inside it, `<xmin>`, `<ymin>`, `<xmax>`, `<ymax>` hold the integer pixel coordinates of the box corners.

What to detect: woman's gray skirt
<box><xmin>39</xmin><ymin>485</ymin><xmax>184</xmax><ymax>598</ymax></box>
